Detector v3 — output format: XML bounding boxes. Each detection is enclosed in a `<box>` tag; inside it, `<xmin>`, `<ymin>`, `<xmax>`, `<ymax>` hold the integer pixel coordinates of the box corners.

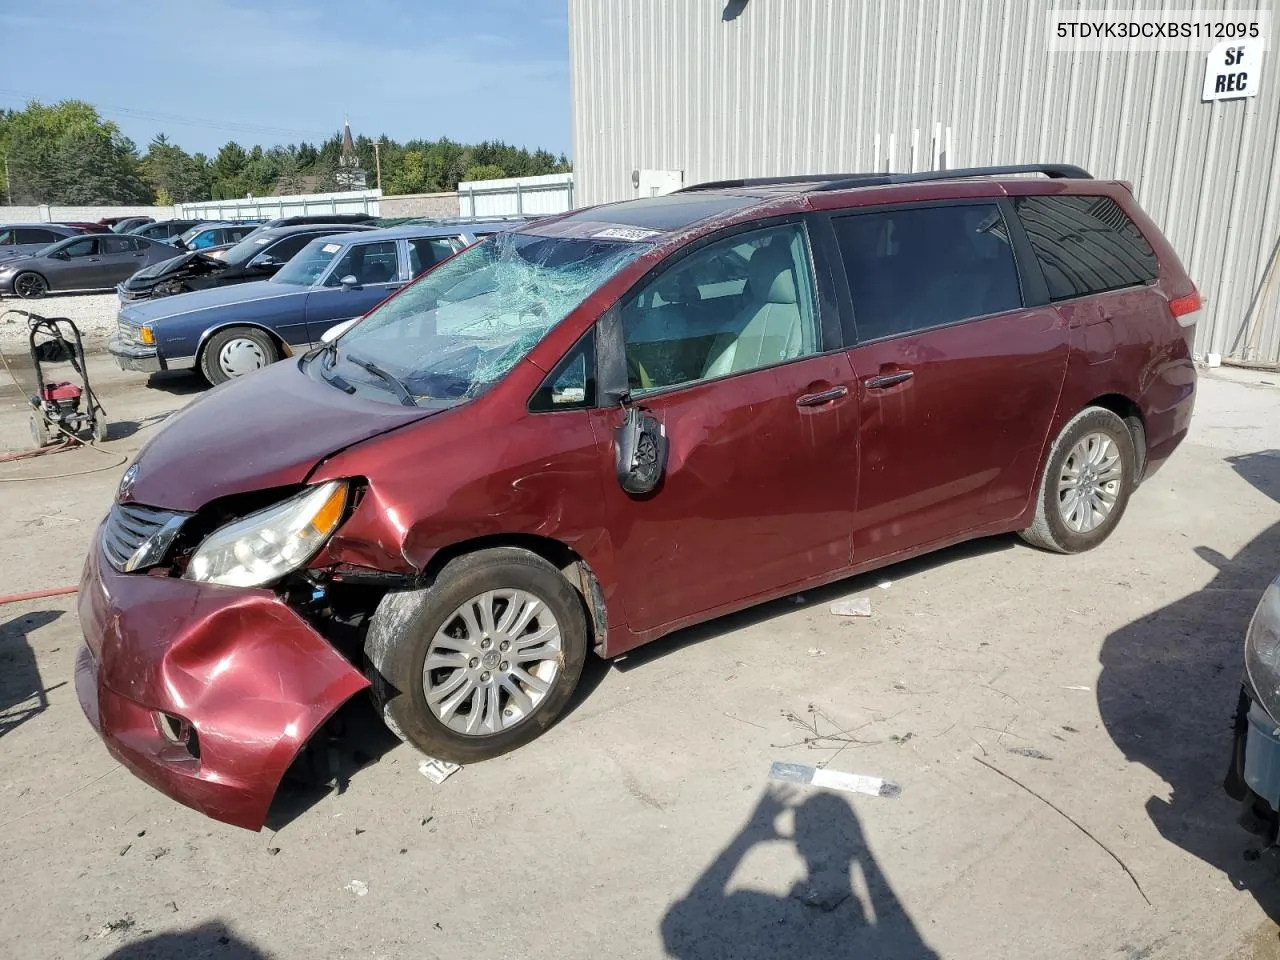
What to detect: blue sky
<box><xmin>0</xmin><ymin>0</ymin><xmax>571</xmax><ymax>157</ymax></box>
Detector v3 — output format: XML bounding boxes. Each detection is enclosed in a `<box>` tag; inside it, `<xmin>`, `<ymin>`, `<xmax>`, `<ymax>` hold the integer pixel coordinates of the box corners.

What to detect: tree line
<box><xmin>0</xmin><ymin>100</ymin><xmax>571</xmax><ymax>206</ymax></box>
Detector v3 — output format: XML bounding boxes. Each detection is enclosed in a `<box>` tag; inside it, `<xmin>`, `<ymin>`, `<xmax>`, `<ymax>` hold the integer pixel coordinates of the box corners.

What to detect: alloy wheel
<box><xmin>1056</xmin><ymin>431</ymin><xmax>1124</xmax><ymax>533</ymax></box>
<box><xmin>422</xmin><ymin>588</ymin><xmax>563</xmax><ymax>736</ymax></box>
<box><xmin>14</xmin><ymin>273</ymin><xmax>46</xmax><ymax>298</ymax></box>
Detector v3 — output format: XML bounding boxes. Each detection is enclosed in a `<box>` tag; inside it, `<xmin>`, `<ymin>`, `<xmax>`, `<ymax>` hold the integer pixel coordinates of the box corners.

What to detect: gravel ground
<box><xmin>0</xmin><ymin>292</ymin><xmax>120</xmax><ymax>353</ymax></box>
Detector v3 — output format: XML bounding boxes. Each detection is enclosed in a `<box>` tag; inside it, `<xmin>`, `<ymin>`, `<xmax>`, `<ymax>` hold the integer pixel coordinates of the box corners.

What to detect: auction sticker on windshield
<box><xmin>593</xmin><ymin>227</ymin><xmax>661</xmax><ymax>241</ymax></box>
<box><xmin>322</xmin><ymin>243</ymin><xmax>341</xmax><ymax>253</ymax></box>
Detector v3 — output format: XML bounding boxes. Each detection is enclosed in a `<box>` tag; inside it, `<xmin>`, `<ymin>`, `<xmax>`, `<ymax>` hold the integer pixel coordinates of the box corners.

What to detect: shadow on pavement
<box><xmin>100</xmin><ymin>921</ymin><xmax>266</xmax><ymax>959</ymax></box>
<box><xmin>1097</xmin><ymin>450</ymin><xmax>1280</xmax><ymax>921</ymax></box>
<box><xmin>265</xmin><ymin>694</ymin><xmax>401</xmax><ymax>831</ymax></box>
<box><xmin>0</xmin><ymin>609</ymin><xmax>62</xmax><ymax>739</ymax></box>
<box><xmin>143</xmin><ymin>370</ymin><xmax>207</xmax><ymax>396</ymax></box>
<box><xmin>663</xmin><ymin>786</ymin><xmax>939</xmax><ymax>959</ymax></box>
<box><xmin>103</xmin><ymin>411</ymin><xmax>174</xmax><ymax>442</ymax></box>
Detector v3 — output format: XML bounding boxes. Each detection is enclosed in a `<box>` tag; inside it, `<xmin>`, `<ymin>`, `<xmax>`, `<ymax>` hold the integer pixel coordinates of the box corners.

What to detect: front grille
<box><xmin>101</xmin><ymin>502</ymin><xmax>187</xmax><ymax>572</ymax></box>
<box><xmin>115</xmin><ymin>318</ymin><xmax>143</xmax><ymax>344</ymax></box>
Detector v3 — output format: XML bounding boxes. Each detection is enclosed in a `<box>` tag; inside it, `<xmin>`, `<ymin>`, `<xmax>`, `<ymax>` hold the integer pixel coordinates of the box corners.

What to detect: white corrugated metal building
<box><xmin>569</xmin><ymin>0</ymin><xmax>1280</xmax><ymax>364</ymax></box>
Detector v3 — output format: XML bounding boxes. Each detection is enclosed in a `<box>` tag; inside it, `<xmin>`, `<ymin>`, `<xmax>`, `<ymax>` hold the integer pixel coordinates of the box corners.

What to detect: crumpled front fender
<box><xmin>77</xmin><ymin>539</ymin><xmax>370</xmax><ymax>830</ymax></box>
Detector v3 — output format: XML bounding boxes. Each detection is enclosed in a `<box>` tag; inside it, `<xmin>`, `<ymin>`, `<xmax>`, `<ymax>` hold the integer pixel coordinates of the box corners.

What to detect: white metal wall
<box><xmin>176</xmin><ymin>189</ymin><xmax>381</xmax><ymax>222</ymax></box>
<box><xmin>456</xmin><ymin>173</ymin><xmax>575</xmax><ymax>217</ymax></box>
<box><xmin>2</xmin><ymin>204</ymin><xmax>176</xmax><ymax>223</ymax></box>
<box><xmin>569</xmin><ymin>0</ymin><xmax>1280</xmax><ymax>363</ymax></box>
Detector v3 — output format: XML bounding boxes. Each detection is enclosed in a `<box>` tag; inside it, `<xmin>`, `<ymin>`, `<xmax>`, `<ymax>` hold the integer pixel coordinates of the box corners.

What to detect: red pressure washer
<box><xmin>2</xmin><ymin>310</ymin><xmax>109</xmax><ymax>448</ymax></box>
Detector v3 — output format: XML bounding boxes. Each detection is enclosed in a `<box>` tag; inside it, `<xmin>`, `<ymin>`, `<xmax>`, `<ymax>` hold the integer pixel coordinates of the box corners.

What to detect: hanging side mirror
<box><xmin>614</xmin><ymin>406</ymin><xmax>667</xmax><ymax>495</ymax></box>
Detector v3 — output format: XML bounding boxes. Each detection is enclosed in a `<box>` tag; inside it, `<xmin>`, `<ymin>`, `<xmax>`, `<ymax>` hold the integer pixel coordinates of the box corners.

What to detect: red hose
<box><xmin>0</xmin><ymin>585</ymin><xmax>78</xmax><ymax>605</ymax></box>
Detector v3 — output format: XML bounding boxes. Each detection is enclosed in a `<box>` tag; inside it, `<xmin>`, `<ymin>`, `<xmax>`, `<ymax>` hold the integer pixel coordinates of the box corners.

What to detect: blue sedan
<box><xmin>109</xmin><ymin>225</ymin><xmax>488</xmax><ymax>384</ymax></box>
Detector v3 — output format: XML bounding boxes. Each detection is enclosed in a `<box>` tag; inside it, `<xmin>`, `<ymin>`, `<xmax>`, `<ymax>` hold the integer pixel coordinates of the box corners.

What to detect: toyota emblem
<box><xmin>118</xmin><ymin>463</ymin><xmax>139</xmax><ymax>502</ymax></box>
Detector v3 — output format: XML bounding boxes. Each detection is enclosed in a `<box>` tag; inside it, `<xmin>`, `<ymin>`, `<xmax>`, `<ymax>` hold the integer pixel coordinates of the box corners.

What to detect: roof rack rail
<box><xmin>677</xmin><ymin>164</ymin><xmax>1093</xmax><ymax>193</ymax></box>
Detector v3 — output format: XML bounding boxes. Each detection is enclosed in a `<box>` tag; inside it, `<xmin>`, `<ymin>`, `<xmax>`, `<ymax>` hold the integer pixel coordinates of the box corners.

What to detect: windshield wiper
<box><xmin>344</xmin><ymin>350</ymin><xmax>417</xmax><ymax>406</ymax></box>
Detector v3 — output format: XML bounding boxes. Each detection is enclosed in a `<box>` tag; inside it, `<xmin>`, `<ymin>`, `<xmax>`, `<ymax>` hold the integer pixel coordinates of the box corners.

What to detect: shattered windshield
<box><xmin>319</xmin><ymin>232</ymin><xmax>646</xmax><ymax>405</ymax></box>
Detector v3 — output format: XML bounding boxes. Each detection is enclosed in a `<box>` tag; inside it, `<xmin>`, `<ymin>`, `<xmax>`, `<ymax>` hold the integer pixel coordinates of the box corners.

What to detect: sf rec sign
<box><xmin>1202</xmin><ymin>38</ymin><xmax>1264</xmax><ymax>102</ymax></box>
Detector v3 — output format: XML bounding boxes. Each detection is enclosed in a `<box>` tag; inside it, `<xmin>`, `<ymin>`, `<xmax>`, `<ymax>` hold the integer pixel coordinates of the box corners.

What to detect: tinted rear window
<box><xmin>833</xmin><ymin>202</ymin><xmax>1023</xmax><ymax>342</ymax></box>
<box><xmin>1013</xmin><ymin>195</ymin><xmax>1158</xmax><ymax>300</ymax></box>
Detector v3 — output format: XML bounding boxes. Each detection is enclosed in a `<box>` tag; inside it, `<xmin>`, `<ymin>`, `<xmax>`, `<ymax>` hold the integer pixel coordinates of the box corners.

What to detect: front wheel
<box><xmin>1020</xmin><ymin>406</ymin><xmax>1137</xmax><ymax>554</ymax></box>
<box><xmin>13</xmin><ymin>272</ymin><xmax>47</xmax><ymax>299</ymax></box>
<box><xmin>199</xmin><ymin>326</ymin><xmax>279</xmax><ymax>385</ymax></box>
<box><xmin>365</xmin><ymin>547</ymin><xmax>589</xmax><ymax>764</ymax></box>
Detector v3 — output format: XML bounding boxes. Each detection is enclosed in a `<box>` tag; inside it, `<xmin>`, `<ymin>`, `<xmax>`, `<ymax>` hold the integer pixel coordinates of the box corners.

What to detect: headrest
<box><xmin>656</xmin><ymin>270</ymin><xmax>699</xmax><ymax>304</ymax></box>
<box><xmin>748</xmin><ymin>243</ymin><xmax>798</xmax><ymax>304</ymax></box>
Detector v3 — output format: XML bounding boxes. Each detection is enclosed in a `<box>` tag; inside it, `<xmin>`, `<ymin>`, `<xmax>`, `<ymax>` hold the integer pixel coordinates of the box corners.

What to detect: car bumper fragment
<box><xmin>75</xmin><ymin>526</ymin><xmax>370</xmax><ymax>830</ymax></box>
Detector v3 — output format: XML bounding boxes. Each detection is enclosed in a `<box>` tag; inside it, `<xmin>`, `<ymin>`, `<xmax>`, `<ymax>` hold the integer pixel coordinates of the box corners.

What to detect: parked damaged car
<box><xmin>110</xmin><ymin>224</ymin><xmax>478</xmax><ymax>384</ymax></box>
<box><xmin>0</xmin><ymin>233</ymin><xmax>178</xmax><ymax>298</ymax></box>
<box><xmin>117</xmin><ymin>224</ymin><xmax>376</xmax><ymax>303</ymax></box>
<box><xmin>77</xmin><ymin>165</ymin><xmax>1199</xmax><ymax>830</ymax></box>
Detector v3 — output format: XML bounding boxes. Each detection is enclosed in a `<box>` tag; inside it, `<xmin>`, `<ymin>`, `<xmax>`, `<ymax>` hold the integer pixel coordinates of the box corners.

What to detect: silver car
<box><xmin>0</xmin><ymin>233</ymin><xmax>178</xmax><ymax>298</ymax></box>
<box><xmin>0</xmin><ymin>223</ymin><xmax>83</xmax><ymax>262</ymax></box>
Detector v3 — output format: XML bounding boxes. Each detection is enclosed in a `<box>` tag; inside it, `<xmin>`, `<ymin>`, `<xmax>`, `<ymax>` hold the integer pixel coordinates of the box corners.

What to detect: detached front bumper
<box><xmin>107</xmin><ymin>335</ymin><xmax>163</xmax><ymax>373</ymax></box>
<box><xmin>76</xmin><ymin>526</ymin><xmax>370</xmax><ymax>830</ymax></box>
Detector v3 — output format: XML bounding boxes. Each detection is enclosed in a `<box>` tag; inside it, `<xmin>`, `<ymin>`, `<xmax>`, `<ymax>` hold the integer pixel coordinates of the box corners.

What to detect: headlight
<box><xmin>1245</xmin><ymin>578</ymin><xmax>1280</xmax><ymax>720</ymax></box>
<box><xmin>183</xmin><ymin>481</ymin><xmax>347</xmax><ymax>587</ymax></box>
<box><xmin>139</xmin><ymin>325</ymin><xmax>155</xmax><ymax>345</ymax></box>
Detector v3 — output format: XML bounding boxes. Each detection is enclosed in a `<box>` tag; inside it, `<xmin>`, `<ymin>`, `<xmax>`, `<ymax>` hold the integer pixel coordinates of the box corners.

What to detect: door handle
<box><xmin>864</xmin><ymin>370</ymin><xmax>914</xmax><ymax>389</ymax></box>
<box><xmin>796</xmin><ymin>385</ymin><xmax>849</xmax><ymax>407</ymax></box>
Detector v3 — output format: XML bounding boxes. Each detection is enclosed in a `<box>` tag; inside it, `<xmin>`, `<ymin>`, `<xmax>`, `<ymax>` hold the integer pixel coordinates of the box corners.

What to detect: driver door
<box><xmin>303</xmin><ymin>240</ymin><xmax>404</xmax><ymax>344</ymax></box>
<box><xmin>592</xmin><ymin>220</ymin><xmax>859</xmax><ymax>636</ymax></box>
<box><xmin>53</xmin><ymin>236</ymin><xmax>104</xmax><ymax>288</ymax></box>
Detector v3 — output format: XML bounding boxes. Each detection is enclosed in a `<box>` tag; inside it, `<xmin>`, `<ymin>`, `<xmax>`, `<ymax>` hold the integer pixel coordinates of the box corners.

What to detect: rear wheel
<box><xmin>199</xmin><ymin>326</ymin><xmax>279</xmax><ymax>385</ymax></box>
<box><xmin>1020</xmin><ymin>406</ymin><xmax>1136</xmax><ymax>554</ymax></box>
<box><xmin>365</xmin><ymin>547</ymin><xmax>589</xmax><ymax>764</ymax></box>
<box><xmin>13</xmin><ymin>272</ymin><xmax>47</xmax><ymax>299</ymax></box>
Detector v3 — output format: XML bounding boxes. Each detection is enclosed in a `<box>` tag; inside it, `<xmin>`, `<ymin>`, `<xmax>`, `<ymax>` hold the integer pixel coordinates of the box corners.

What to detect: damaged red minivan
<box><xmin>76</xmin><ymin>165</ymin><xmax>1199</xmax><ymax>829</ymax></box>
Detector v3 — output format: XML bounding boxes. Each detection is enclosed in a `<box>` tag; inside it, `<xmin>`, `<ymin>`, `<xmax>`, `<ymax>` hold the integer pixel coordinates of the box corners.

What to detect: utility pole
<box><xmin>3</xmin><ymin>155</ymin><xmax>9</xmax><ymax>206</ymax></box>
<box><xmin>372</xmin><ymin>140</ymin><xmax>382</xmax><ymax>192</ymax></box>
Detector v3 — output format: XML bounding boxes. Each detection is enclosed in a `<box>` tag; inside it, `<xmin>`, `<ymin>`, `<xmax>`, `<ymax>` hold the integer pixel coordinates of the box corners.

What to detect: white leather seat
<box><xmin>701</xmin><ymin>246</ymin><xmax>805</xmax><ymax>379</ymax></box>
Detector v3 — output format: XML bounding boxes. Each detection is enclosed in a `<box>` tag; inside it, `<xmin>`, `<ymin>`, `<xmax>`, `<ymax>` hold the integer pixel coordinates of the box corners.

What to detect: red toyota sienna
<box><xmin>76</xmin><ymin>165</ymin><xmax>1199</xmax><ymax>829</ymax></box>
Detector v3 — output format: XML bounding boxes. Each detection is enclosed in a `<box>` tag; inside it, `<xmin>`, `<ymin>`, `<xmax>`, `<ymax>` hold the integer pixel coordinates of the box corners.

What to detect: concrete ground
<box><xmin>1</xmin><ymin>354</ymin><xmax>1279</xmax><ymax>960</ymax></box>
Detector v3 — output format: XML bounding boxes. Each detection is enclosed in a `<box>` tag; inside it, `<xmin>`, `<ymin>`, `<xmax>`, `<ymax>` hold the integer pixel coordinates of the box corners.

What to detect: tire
<box><xmin>28</xmin><ymin>412</ymin><xmax>50</xmax><ymax>448</ymax></box>
<box><xmin>1020</xmin><ymin>406</ymin><xmax>1137</xmax><ymax>554</ymax></box>
<box><xmin>365</xmin><ymin>547</ymin><xmax>589</xmax><ymax>764</ymax></box>
<box><xmin>13</xmin><ymin>272</ymin><xmax>47</xmax><ymax>299</ymax></box>
<box><xmin>91</xmin><ymin>416</ymin><xmax>109</xmax><ymax>444</ymax></box>
<box><xmin>199</xmin><ymin>326</ymin><xmax>279</xmax><ymax>385</ymax></box>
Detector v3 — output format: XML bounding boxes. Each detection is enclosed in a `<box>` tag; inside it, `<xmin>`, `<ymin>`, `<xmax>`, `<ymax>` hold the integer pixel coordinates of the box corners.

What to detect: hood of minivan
<box><xmin>125</xmin><ymin>359</ymin><xmax>434</xmax><ymax>511</ymax></box>
<box><xmin>119</xmin><ymin>279</ymin><xmax>301</xmax><ymax>325</ymax></box>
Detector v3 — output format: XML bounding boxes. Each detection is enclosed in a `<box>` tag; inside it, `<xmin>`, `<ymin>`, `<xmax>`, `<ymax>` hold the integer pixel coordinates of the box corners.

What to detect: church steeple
<box><xmin>341</xmin><ymin>114</ymin><xmax>355</xmax><ymax>159</ymax></box>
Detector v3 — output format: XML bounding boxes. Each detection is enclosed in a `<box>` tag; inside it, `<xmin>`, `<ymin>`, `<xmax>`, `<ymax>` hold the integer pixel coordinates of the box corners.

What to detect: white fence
<box><xmin>457</xmin><ymin>174</ymin><xmax>574</xmax><ymax>218</ymax></box>
<box><xmin>2</xmin><ymin>204</ymin><xmax>176</xmax><ymax>223</ymax></box>
<box><xmin>176</xmin><ymin>189</ymin><xmax>381</xmax><ymax>222</ymax></box>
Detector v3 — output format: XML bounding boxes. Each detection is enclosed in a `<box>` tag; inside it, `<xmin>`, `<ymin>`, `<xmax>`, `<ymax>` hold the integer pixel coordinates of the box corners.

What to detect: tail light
<box><xmin>1168</xmin><ymin>290</ymin><xmax>1202</xmax><ymax>329</ymax></box>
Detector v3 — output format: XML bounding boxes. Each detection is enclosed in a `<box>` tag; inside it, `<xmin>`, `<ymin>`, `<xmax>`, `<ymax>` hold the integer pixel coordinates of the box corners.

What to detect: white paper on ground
<box><xmin>418</xmin><ymin>757</ymin><xmax>462</xmax><ymax>784</ymax></box>
<box><xmin>769</xmin><ymin>761</ymin><xmax>901</xmax><ymax>798</ymax></box>
<box><xmin>830</xmin><ymin>597</ymin><xmax>872</xmax><ymax>617</ymax></box>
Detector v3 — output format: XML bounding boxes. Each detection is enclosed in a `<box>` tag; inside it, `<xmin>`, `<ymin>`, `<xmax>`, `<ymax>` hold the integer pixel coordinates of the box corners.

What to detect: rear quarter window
<box><xmin>1013</xmin><ymin>195</ymin><xmax>1158</xmax><ymax>301</ymax></box>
